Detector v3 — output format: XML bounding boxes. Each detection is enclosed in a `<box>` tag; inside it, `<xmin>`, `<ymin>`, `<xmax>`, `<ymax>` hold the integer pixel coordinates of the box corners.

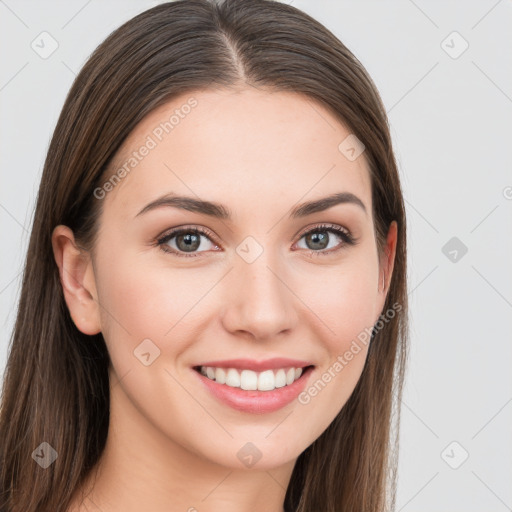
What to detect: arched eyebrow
<box><xmin>135</xmin><ymin>192</ymin><xmax>367</xmax><ymax>220</ymax></box>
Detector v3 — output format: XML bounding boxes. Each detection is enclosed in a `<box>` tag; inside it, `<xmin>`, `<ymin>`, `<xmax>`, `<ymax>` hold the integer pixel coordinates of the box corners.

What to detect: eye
<box><xmin>156</xmin><ymin>223</ymin><xmax>357</xmax><ymax>258</ymax></box>
<box><xmin>294</xmin><ymin>223</ymin><xmax>357</xmax><ymax>257</ymax></box>
<box><xmin>157</xmin><ymin>226</ymin><xmax>219</xmax><ymax>257</ymax></box>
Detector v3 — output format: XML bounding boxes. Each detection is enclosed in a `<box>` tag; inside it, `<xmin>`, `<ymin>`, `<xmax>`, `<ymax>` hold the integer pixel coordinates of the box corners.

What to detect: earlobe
<box><xmin>51</xmin><ymin>225</ymin><xmax>102</xmax><ymax>335</ymax></box>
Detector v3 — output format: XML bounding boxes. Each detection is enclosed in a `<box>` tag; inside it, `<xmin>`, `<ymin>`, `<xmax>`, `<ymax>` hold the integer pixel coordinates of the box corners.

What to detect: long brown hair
<box><xmin>0</xmin><ymin>1</ymin><xmax>408</xmax><ymax>510</ymax></box>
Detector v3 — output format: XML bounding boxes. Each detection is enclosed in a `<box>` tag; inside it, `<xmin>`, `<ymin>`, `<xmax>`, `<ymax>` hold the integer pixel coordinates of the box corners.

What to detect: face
<box><xmin>65</xmin><ymin>87</ymin><xmax>396</xmax><ymax>470</ymax></box>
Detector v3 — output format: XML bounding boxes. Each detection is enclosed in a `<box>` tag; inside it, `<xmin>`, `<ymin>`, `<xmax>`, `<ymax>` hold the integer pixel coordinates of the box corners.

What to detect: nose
<box><xmin>220</xmin><ymin>252</ymin><xmax>299</xmax><ymax>341</ymax></box>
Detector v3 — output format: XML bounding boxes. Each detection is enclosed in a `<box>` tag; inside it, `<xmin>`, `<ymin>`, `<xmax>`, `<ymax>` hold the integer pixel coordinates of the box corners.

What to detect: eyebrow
<box><xmin>135</xmin><ymin>191</ymin><xmax>367</xmax><ymax>220</ymax></box>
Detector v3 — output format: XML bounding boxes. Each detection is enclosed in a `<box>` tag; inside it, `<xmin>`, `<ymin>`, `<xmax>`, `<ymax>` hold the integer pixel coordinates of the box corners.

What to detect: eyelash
<box><xmin>155</xmin><ymin>223</ymin><xmax>358</xmax><ymax>259</ymax></box>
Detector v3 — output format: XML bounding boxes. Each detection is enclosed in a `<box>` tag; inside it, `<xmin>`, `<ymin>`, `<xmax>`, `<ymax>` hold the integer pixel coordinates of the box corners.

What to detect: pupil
<box><xmin>178</xmin><ymin>233</ymin><xmax>200</xmax><ymax>252</ymax></box>
<box><xmin>308</xmin><ymin>232</ymin><xmax>328</xmax><ymax>250</ymax></box>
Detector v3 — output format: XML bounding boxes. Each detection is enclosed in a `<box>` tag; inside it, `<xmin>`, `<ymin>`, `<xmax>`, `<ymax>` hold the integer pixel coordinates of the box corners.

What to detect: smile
<box><xmin>195</xmin><ymin>365</ymin><xmax>307</xmax><ymax>391</ymax></box>
<box><xmin>192</xmin><ymin>364</ymin><xmax>315</xmax><ymax>414</ymax></box>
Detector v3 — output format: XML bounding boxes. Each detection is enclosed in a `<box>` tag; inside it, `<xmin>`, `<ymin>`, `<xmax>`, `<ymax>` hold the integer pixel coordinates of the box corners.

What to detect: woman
<box><xmin>0</xmin><ymin>0</ymin><xmax>409</xmax><ymax>511</ymax></box>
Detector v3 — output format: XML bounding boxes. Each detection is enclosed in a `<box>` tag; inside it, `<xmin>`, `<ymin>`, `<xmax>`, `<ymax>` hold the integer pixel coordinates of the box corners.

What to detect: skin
<box><xmin>53</xmin><ymin>86</ymin><xmax>397</xmax><ymax>512</ymax></box>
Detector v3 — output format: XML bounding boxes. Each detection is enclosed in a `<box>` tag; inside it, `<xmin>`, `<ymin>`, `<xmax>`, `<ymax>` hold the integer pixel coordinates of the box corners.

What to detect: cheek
<box><xmin>303</xmin><ymin>255</ymin><xmax>379</xmax><ymax>348</ymax></box>
<box><xmin>295</xmin><ymin>258</ymin><xmax>377</xmax><ymax>418</ymax></box>
<box><xmin>97</xmin><ymin>264</ymin><xmax>170</xmax><ymax>336</ymax></box>
<box><xmin>94</xmin><ymin>248</ymin><xmax>218</xmax><ymax>353</ymax></box>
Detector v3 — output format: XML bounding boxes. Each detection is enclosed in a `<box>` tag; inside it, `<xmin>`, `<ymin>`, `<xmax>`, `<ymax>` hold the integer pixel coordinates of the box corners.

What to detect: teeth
<box><xmin>199</xmin><ymin>365</ymin><xmax>307</xmax><ymax>391</ymax></box>
<box><xmin>215</xmin><ymin>367</ymin><xmax>226</xmax><ymax>384</ymax></box>
<box><xmin>225</xmin><ymin>368</ymin><xmax>241</xmax><ymax>387</ymax></box>
<box><xmin>258</xmin><ymin>370</ymin><xmax>275</xmax><ymax>391</ymax></box>
<box><xmin>275</xmin><ymin>369</ymin><xmax>286</xmax><ymax>388</ymax></box>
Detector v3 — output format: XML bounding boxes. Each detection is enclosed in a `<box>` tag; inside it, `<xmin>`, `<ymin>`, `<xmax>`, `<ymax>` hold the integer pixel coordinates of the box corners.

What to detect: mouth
<box><xmin>191</xmin><ymin>364</ymin><xmax>315</xmax><ymax>414</ymax></box>
<box><xmin>192</xmin><ymin>364</ymin><xmax>315</xmax><ymax>392</ymax></box>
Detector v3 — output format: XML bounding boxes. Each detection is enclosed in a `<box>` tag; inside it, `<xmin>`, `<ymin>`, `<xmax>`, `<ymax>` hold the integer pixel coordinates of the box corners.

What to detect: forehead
<box><xmin>102</xmin><ymin>87</ymin><xmax>372</xmax><ymax>223</ymax></box>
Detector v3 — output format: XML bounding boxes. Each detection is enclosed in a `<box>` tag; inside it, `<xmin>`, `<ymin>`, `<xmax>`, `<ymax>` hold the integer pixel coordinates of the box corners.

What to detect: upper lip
<box><xmin>194</xmin><ymin>358</ymin><xmax>314</xmax><ymax>372</ymax></box>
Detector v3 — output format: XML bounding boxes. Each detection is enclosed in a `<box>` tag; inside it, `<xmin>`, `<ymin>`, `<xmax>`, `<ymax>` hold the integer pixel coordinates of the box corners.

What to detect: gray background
<box><xmin>1</xmin><ymin>0</ymin><xmax>511</xmax><ymax>510</ymax></box>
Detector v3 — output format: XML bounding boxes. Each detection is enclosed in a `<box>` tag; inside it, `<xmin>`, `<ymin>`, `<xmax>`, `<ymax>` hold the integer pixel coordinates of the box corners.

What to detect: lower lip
<box><xmin>192</xmin><ymin>366</ymin><xmax>314</xmax><ymax>414</ymax></box>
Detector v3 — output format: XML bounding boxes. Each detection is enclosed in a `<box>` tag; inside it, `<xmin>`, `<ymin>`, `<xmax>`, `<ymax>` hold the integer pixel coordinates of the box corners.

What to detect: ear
<box><xmin>51</xmin><ymin>225</ymin><xmax>101</xmax><ymax>335</ymax></box>
<box><xmin>375</xmin><ymin>220</ymin><xmax>398</xmax><ymax>314</ymax></box>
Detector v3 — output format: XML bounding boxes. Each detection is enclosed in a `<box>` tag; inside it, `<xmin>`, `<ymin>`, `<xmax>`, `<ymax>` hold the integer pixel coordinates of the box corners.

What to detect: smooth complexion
<box><xmin>53</xmin><ymin>86</ymin><xmax>397</xmax><ymax>512</ymax></box>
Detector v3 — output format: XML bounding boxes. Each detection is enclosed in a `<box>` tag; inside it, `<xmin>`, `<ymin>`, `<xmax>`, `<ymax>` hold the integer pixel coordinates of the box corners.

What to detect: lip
<box><xmin>193</xmin><ymin>357</ymin><xmax>313</xmax><ymax>372</ymax></box>
<box><xmin>192</xmin><ymin>364</ymin><xmax>315</xmax><ymax>414</ymax></box>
